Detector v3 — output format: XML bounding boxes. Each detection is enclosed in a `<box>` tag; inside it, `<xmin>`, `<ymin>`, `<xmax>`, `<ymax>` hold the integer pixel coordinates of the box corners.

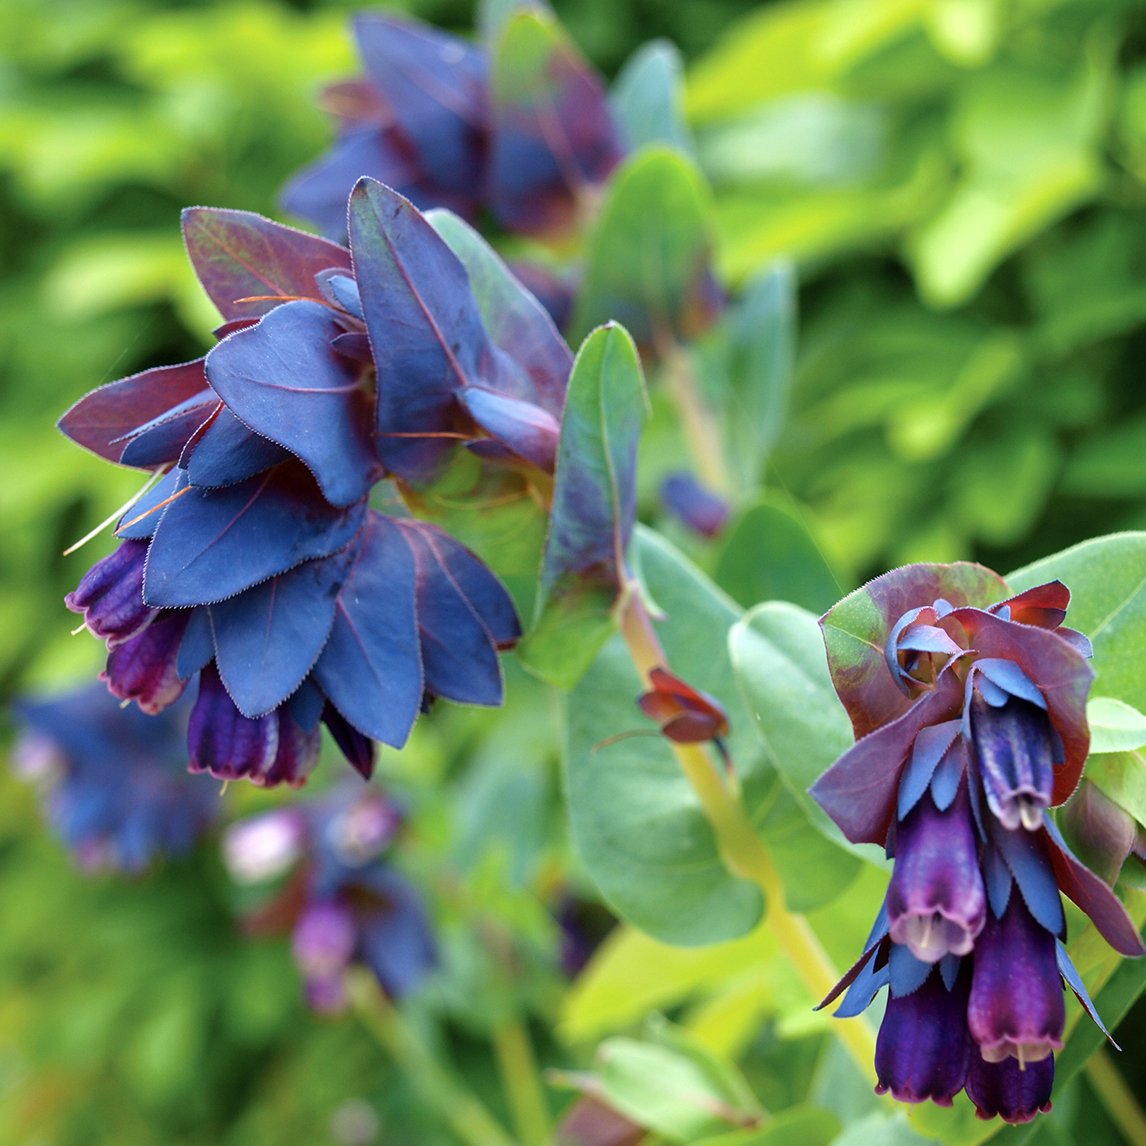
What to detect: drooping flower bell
<box><xmin>223</xmin><ymin>784</ymin><xmax>434</xmax><ymax>1012</ymax></box>
<box><xmin>811</xmin><ymin>564</ymin><xmax>1144</xmax><ymax>1123</ymax></box>
<box><xmin>11</xmin><ymin>684</ymin><xmax>217</xmax><ymax>872</ymax></box>
<box><xmin>280</xmin><ymin>7</ymin><xmax>624</xmax><ymax>242</ymax></box>
<box><xmin>60</xmin><ymin>179</ymin><xmax>572</xmax><ymax>786</ymax></box>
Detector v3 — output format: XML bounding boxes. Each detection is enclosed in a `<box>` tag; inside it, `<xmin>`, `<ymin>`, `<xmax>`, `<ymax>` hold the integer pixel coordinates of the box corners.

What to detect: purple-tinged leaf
<box><xmin>143</xmin><ymin>463</ymin><xmax>367</xmax><ymax>608</ymax></box>
<box><xmin>488</xmin><ymin>8</ymin><xmax>622</xmax><ymax>235</ymax></box>
<box><xmin>313</xmin><ymin>512</ymin><xmax>422</xmax><ymax>747</ymax></box>
<box><xmin>982</xmin><ymin>843</ymin><xmax>1014</xmax><ymax>917</ymax></box>
<box><xmin>930</xmin><ymin>740</ymin><xmax>965</xmax><ymax>811</ymax></box>
<box><xmin>182</xmin><ymin>207</ymin><xmax>351</xmax><ymax>322</ymax></box>
<box><xmin>660</xmin><ymin>472</ymin><xmax>729</xmax><ymax>540</ymax></box>
<box><xmin>819</xmin><ymin>562</ymin><xmax>1010</xmax><ymax>740</ymax></box>
<box><xmin>947</xmin><ymin>608</ymin><xmax>1093</xmax><ymax>803</ymax></box>
<box><xmin>183</xmin><ymin>407</ymin><xmax>291</xmax><ymax>489</ymax></box>
<box><xmin>177</xmin><ymin>607</ymin><xmax>215</xmax><ymax>680</ymax></box>
<box><xmin>205</xmin><ymin>299</ymin><xmax>380</xmax><ymax>507</ymax></box>
<box><xmin>518</xmin><ymin>323</ymin><xmax>647</xmax><ymax>689</ymax></box>
<box><xmin>427</xmin><ymin>210</ymin><xmax>572</xmax><ymax>416</ymax></box>
<box><xmin>117</xmin><ymin>391</ymin><xmax>217</xmax><ymax>468</ymax></box>
<box><xmin>458</xmin><ymin>385</ymin><xmax>560</xmax><ymax>472</ymax></box>
<box><xmin>810</xmin><ymin>670</ymin><xmax>964</xmax><ymax>846</ymax></box>
<box><xmin>209</xmin><ymin>549</ymin><xmax>354</xmax><ymax>718</ymax></box>
<box><xmin>59</xmin><ymin>358</ymin><xmax>209</xmax><ymax>466</ymax></box>
<box><xmin>353</xmin><ymin>14</ymin><xmax>488</xmax><ymax>198</ymax></box>
<box><xmin>991</xmin><ymin>581</ymin><xmax>1070</xmax><ymax>631</ymax></box>
<box><xmin>398</xmin><ymin>521</ymin><xmax>505</xmax><ymax>706</ymax></box>
<box><xmin>818</xmin><ymin>900</ymin><xmax>889</xmax><ymax>1014</ymax></box>
<box><xmin>1044</xmin><ymin>816</ymin><xmax>1145</xmax><ymax>956</ymax></box>
<box><xmin>117</xmin><ymin>469</ymin><xmax>188</xmax><ymax>540</ymax></box>
<box><xmin>348</xmin><ymin>178</ymin><xmax>493</xmax><ymax>482</ymax></box>
<box><xmin>1056</xmin><ymin>940</ymin><xmax>1117</xmax><ymax>1047</ymax></box>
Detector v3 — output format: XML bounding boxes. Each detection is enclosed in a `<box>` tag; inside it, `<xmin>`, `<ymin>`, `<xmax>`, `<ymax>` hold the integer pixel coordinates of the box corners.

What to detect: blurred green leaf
<box><xmin>714</xmin><ymin>499</ymin><xmax>841</xmax><ymax>613</ymax></box>
<box><xmin>571</xmin><ymin>147</ymin><xmax>719</xmax><ymax>347</ymax></box>
<box><xmin>693</xmin><ymin>1106</ymin><xmax>840</xmax><ymax>1146</ymax></box>
<box><xmin>1088</xmin><ymin>697</ymin><xmax>1146</xmax><ymax>755</ymax></box>
<box><xmin>611</xmin><ymin>40</ymin><xmax>692</xmax><ymax>154</ymax></box>
<box><xmin>1085</xmin><ymin>752</ymin><xmax>1146</xmax><ymax>831</ymax></box>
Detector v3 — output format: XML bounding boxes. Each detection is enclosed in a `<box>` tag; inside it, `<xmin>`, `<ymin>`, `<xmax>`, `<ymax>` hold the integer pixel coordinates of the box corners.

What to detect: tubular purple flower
<box><xmin>102</xmin><ymin>611</ymin><xmax>190</xmax><ymax>714</ymax></box>
<box><xmin>967</xmin><ymin>895</ymin><xmax>1064</xmax><ymax>1066</ymax></box>
<box><xmin>970</xmin><ymin>693</ymin><xmax>1056</xmax><ymax>832</ymax></box>
<box><xmin>65</xmin><ymin>539</ymin><xmax>153</xmax><ymax>645</ymax></box>
<box><xmin>293</xmin><ymin>899</ymin><xmax>358</xmax><ymax>1013</ymax></box>
<box><xmin>965</xmin><ymin>1053</ymin><xmax>1054</xmax><ymax>1124</ymax></box>
<box><xmin>874</xmin><ymin>965</ymin><xmax>972</xmax><ymax>1106</ymax></box>
<box><xmin>887</xmin><ymin>784</ymin><xmax>986</xmax><ymax>963</ymax></box>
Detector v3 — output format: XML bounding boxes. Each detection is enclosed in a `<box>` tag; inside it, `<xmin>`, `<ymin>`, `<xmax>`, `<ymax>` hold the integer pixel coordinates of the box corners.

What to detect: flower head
<box><xmin>60</xmin><ymin>181</ymin><xmax>570</xmax><ymax>785</ymax></box>
<box><xmin>223</xmin><ymin>784</ymin><xmax>434</xmax><ymax>1012</ymax></box>
<box><xmin>281</xmin><ymin>9</ymin><xmax>623</xmax><ymax>242</ymax></box>
<box><xmin>812</xmin><ymin>563</ymin><xmax>1144</xmax><ymax>1123</ymax></box>
<box><xmin>11</xmin><ymin>684</ymin><xmax>217</xmax><ymax>872</ymax></box>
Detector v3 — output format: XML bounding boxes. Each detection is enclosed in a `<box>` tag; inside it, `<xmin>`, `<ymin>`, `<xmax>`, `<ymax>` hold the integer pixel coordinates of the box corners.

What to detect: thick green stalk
<box><xmin>492</xmin><ymin>1016</ymin><xmax>552</xmax><ymax>1146</ymax></box>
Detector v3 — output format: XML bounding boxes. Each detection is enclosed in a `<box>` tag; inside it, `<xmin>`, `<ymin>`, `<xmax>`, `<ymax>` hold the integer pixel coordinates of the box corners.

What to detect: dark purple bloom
<box><xmin>812</xmin><ymin>563</ymin><xmax>1145</xmax><ymax>1123</ymax></box>
<box><xmin>660</xmin><ymin>471</ymin><xmax>730</xmax><ymax>539</ymax></box>
<box><xmin>224</xmin><ymin>785</ymin><xmax>434</xmax><ymax>1012</ymax></box>
<box><xmin>281</xmin><ymin>9</ymin><xmax>622</xmax><ymax>243</ymax></box>
<box><xmin>11</xmin><ymin>685</ymin><xmax>217</xmax><ymax>872</ymax></box>
<box><xmin>59</xmin><ymin>183</ymin><xmax>554</xmax><ymax>785</ymax></box>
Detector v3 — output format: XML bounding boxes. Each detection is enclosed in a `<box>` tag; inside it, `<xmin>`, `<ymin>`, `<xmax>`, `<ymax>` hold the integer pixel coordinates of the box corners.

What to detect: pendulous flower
<box><xmin>812</xmin><ymin>564</ymin><xmax>1144</xmax><ymax>1123</ymax></box>
<box><xmin>12</xmin><ymin>684</ymin><xmax>217</xmax><ymax>872</ymax></box>
<box><xmin>223</xmin><ymin>784</ymin><xmax>435</xmax><ymax>1012</ymax></box>
<box><xmin>60</xmin><ymin>179</ymin><xmax>571</xmax><ymax>785</ymax></box>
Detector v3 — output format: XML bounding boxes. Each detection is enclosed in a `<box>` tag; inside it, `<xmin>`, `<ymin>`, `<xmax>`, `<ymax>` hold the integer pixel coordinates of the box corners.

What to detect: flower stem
<box><xmin>660</xmin><ymin>343</ymin><xmax>735</xmax><ymax>497</ymax></box>
<box><xmin>1086</xmin><ymin>1048</ymin><xmax>1146</xmax><ymax>1146</ymax></box>
<box><xmin>348</xmin><ymin>971</ymin><xmax>516</xmax><ymax>1146</ymax></box>
<box><xmin>617</xmin><ymin>592</ymin><xmax>879</xmax><ymax>1086</ymax></box>
<box><xmin>492</xmin><ymin>1017</ymin><xmax>551</xmax><ymax>1146</ymax></box>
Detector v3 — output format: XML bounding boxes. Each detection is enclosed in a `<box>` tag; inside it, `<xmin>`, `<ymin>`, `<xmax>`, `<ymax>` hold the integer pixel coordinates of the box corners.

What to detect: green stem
<box><xmin>348</xmin><ymin>971</ymin><xmax>516</xmax><ymax>1146</ymax></box>
<box><xmin>660</xmin><ymin>343</ymin><xmax>735</xmax><ymax>497</ymax></box>
<box><xmin>492</xmin><ymin>1017</ymin><xmax>552</xmax><ymax>1146</ymax></box>
<box><xmin>617</xmin><ymin>593</ymin><xmax>879</xmax><ymax>1086</ymax></box>
<box><xmin>1087</xmin><ymin>1048</ymin><xmax>1146</xmax><ymax>1146</ymax></box>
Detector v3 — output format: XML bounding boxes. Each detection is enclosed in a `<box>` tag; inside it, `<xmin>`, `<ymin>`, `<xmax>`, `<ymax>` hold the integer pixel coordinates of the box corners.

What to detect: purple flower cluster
<box><xmin>223</xmin><ymin>784</ymin><xmax>435</xmax><ymax>1012</ymax></box>
<box><xmin>62</xmin><ymin>179</ymin><xmax>573</xmax><ymax>786</ymax></box>
<box><xmin>812</xmin><ymin>566</ymin><xmax>1144</xmax><ymax>1123</ymax></box>
<box><xmin>12</xmin><ymin>685</ymin><xmax>217</xmax><ymax>872</ymax></box>
<box><xmin>281</xmin><ymin>9</ymin><xmax>623</xmax><ymax>242</ymax></box>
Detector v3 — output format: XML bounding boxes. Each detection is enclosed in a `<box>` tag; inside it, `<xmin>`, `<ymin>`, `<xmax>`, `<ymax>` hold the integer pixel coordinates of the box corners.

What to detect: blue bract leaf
<box><xmin>1055</xmin><ymin>940</ymin><xmax>1117</xmax><ymax>1047</ymax></box>
<box><xmin>176</xmin><ymin>607</ymin><xmax>215</xmax><ymax>679</ymax></box>
<box><xmin>59</xmin><ymin>358</ymin><xmax>209</xmax><ymax>466</ymax></box>
<box><xmin>348</xmin><ymin>178</ymin><xmax>492</xmax><ymax>482</ymax></box>
<box><xmin>205</xmin><ymin>299</ymin><xmax>379</xmax><ymax>507</ymax></box>
<box><xmin>209</xmin><ymin>549</ymin><xmax>355</xmax><ymax>718</ymax></box>
<box><xmin>398</xmin><ymin>521</ymin><xmax>516</xmax><ymax>705</ymax></box>
<box><xmin>989</xmin><ymin>819</ymin><xmax>1065</xmax><ymax>937</ymax></box>
<box><xmin>183</xmin><ymin>407</ymin><xmax>291</xmax><ymax>489</ymax></box>
<box><xmin>897</xmin><ymin>719</ymin><xmax>960</xmax><ymax>820</ymax></box>
<box><xmin>426</xmin><ymin>210</ymin><xmax>572</xmax><ymax>417</ymax></box>
<box><xmin>182</xmin><ymin>207</ymin><xmax>351</xmax><ymax>322</ymax></box>
<box><xmin>313</xmin><ymin>511</ymin><xmax>422</xmax><ymax>747</ymax></box>
<box><xmin>117</xmin><ymin>469</ymin><xmax>189</xmax><ymax>541</ymax></box>
<box><xmin>458</xmin><ymin>385</ymin><xmax>560</xmax><ymax>472</ymax></box>
<box><xmin>888</xmin><ymin>942</ymin><xmax>931</xmax><ymax>998</ymax></box>
<box><xmin>142</xmin><ymin>463</ymin><xmax>366</xmax><ymax>607</ymax></box>
<box><xmin>975</xmin><ymin>658</ymin><xmax>1047</xmax><ymax>709</ymax></box>
<box><xmin>116</xmin><ymin>390</ymin><xmax>216</xmax><ymax>469</ymax></box>
<box><xmin>353</xmin><ymin>14</ymin><xmax>488</xmax><ymax>199</ymax></box>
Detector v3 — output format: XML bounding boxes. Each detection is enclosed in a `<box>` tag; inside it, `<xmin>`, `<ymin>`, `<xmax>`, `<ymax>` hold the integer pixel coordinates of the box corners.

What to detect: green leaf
<box><xmin>1085</xmin><ymin>752</ymin><xmax>1146</xmax><ymax>830</ymax></box>
<box><xmin>728</xmin><ymin>602</ymin><xmax>865</xmax><ymax>863</ymax></box>
<box><xmin>1008</xmin><ymin>532</ymin><xmax>1146</xmax><ymax>714</ymax></box>
<box><xmin>610</xmin><ymin>41</ymin><xmax>692</xmax><ymax>154</ymax></box>
<box><xmin>563</xmin><ymin>529</ymin><xmax>764</xmax><ymax>945</ymax></box>
<box><xmin>519</xmin><ymin>324</ymin><xmax>646</xmax><ymax>688</ymax></box>
<box><xmin>571</xmin><ymin>147</ymin><xmax>720</xmax><ymax>348</ymax></box>
<box><xmin>714</xmin><ymin>499</ymin><xmax>841</xmax><ymax>613</ymax></box>
<box><xmin>1087</xmin><ymin>697</ymin><xmax>1146</xmax><ymax>755</ymax></box>
<box><xmin>595</xmin><ymin>1020</ymin><xmax>764</xmax><ymax>1143</ymax></box>
<box><xmin>693</xmin><ymin>1107</ymin><xmax>840</xmax><ymax>1146</ymax></box>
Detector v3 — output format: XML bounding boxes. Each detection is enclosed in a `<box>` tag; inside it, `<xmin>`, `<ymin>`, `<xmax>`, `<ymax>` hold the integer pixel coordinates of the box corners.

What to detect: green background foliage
<box><xmin>2</xmin><ymin>0</ymin><xmax>1145</xmax><ymax>1142</ymax></box>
